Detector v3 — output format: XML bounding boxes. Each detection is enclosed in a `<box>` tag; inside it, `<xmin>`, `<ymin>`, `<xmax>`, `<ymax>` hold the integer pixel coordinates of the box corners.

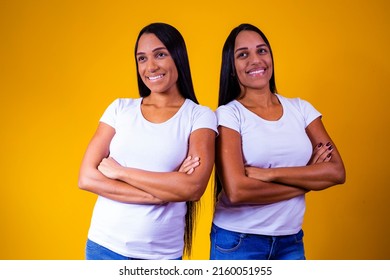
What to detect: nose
<box><xmin>248</xmin><ymin>53</ymin><xmax>261</xmax><ymax>65</ymax></box>
<box><xmin>146</xmin><ymin>59</ymin><xmax>159</xmax><ymax>73</ymax></box>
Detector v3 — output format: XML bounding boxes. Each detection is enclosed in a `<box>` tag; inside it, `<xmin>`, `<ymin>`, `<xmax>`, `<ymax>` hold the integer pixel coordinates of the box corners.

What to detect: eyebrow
<box><xmin>235</xmin><ymin>44</ymin><xmax>268</xmax><ymax>53</ymax></box>
<box><xmin>136</xmin><ymin>47</ymin><xmax>167</xmax><ymax>56</ymax></box>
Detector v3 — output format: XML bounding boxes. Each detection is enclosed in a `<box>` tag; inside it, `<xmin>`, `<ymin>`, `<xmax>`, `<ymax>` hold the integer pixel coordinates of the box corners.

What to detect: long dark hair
<box><xmin>134</xmin><ymin>22</ymin><xmax>198</xmax><ymax>104</ymax></box>
<box><xmin>215</xmin><ymin>23</ymin><xmax>278</xmax><ymax>196</ymax></box>
<box><xmin>134</xmin><ymin>22</ymin><xmax>198</xmax><ymax>257</ymax></box>
<box><xmin>218</xmin><ymin>23</ymin><xmax>277</xmax><ymax>106</ymax></box>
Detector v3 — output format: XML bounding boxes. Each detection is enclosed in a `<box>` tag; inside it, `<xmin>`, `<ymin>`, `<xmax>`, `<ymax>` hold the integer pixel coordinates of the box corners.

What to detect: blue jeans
<box><xmin>210</xmin><ymin>224</ymin><xmax>305</xmax><ymax>260</ymax></box>
<box><xmin>85</xmin><ymin>239</ymin><xmax>182</xmax><ymax>260</ymax></box>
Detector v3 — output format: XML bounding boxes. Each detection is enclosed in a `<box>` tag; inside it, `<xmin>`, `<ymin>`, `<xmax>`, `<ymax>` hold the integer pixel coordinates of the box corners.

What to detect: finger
<box><xmin>182</xmin><ymin>161</ymin><xmax>200</xmax><ymax>173</ymax></box>
<box><xmin>317</xmin><ymin>144</ymin><xmax>333</xmax><ymax>162</ymax></box>
<box><xmin>324</xmin><ymin>153</ymin><xmax>332</xmax><ymax>162</ymax></box>
<box><xmin>179</xmin><ymin>156</ymin><xmax>200</xmax><ymax>173</ymax></box>
<box><xmin>184</xmin><ymin>157</ymin><xmax>200</xmax><ymax>167</ymax></box>
<box><xmin>320</xmin><ymin>143</ymin><xmax>333</xmax><ymax>162</ymax></box>
<box><xmin>308</xmin><ymin>143</ymin><xmax>323</xmax><ymax>164</ymax></box>
<box><xmin>191</xmin><ymin>161</ymin><xmax>200</xmax><ymax>168</ymax></box>
<box><xmin>178</xmin><ymin>156</ymin><xmax>192</xmax><ymax>172</ymax></box>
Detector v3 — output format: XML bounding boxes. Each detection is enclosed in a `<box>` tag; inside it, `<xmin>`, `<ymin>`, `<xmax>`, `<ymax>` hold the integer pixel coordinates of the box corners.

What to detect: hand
<box><xmin>178</xmin><ymin>156</ymin><xmax>200</xmax><ymax>175</ymax></box>
<box><xmin>245</xmin><ymin>166</ymin><xmax>272</xmax><ymax>182</ymax></box>
<box><xmin>307</xmin><ymin>142</ymin><xmax>333</xmax><ymax>165</ymax></box>
<box><xmin>98</xmin><ymin>157</ymin><xmax>122</xmax><ymax>179</ymax></box>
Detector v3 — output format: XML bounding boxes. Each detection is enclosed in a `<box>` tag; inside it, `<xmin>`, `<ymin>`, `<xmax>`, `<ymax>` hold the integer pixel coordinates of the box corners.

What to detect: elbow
<box><xmin>188</xmin><ymin>184</ymin><xmax>206</xmax><ymax>202</ymax></box>
<box><xmin>185</xmin><ymin>180</ymin><xmax>208</xmax><ymax>202</ymax></box>
<box><xmin>333</xmin><ymin>165</ymin><xmax>346</xmax><ymax>185</ymax></box>
<box><xmin>216</xmin><ymin>177</ymin><xmax>248</xmax><ymax>205</ymax></box>
<box><xmin>78</xmin><ymin>174</ymin><xmax>91</xmax><ymax>191</ymax></box>
<box><xmin>224</xmin><ymin>184</ymin><xmax>245</xmax><ymax>205</ymax></box>
<box><xmin>226</xmin><ymin>194</ymin><xmax>244</xmax><ymax>206</ymax></box>
<box><xmin>189</xmin><ymin>194</ymin><xmax>202</xmax><ymax>202</ymax></box>
<box><xmin>316</xmin><ymin>168</ymin><xmax>346</xmax><ymax>191</ymax></box>
<box><xmin>317</xmin><ymin>163</ymin><xmax>346</xmax><ymax>189</ymax></box>
<box><xmin>336</xmin><ymin>173</ymin><xmax>346</xmax><ymax>185</ymax></box>
<box><xmin>335</xmin><ymin>173</ymin><xmax>346</xmax><ymax>185</ymax></box>
<box><xmin>226</xmin><ymin>196</ymin><xmax>241</xmax><ymax>206</ymax></box>
<box><xmin>191</xmin><ymin>187</ymin><xmax>204</xmax><ymax>201</ymax></box>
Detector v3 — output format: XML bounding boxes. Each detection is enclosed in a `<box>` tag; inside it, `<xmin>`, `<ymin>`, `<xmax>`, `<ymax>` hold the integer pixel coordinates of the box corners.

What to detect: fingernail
<box><xmin>326</xmin><ymin>142</ymin><xmax>331</xmax><ymax>146</ymax></box>
<box><xmin>327</xmin><ymin>153</ymin><xmax>332</xmax><ymax>158</ymax></box>
<box><xmin>328</xmin><ymin>145</ymin><xmax>333</xmax><ymax>150</ymax></box>
<box><xmin>317</xmin><ymin>143</ymin><xmax>323</xmax><ymax>147</ymax></box>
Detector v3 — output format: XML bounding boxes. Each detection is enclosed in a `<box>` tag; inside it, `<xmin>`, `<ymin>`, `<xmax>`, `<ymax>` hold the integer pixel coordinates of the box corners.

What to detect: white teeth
<box><xmin>148</xmin><ymin>75</ymin><xmax>163</xmax><ymax>81</ymax></box>
<box><xmin>248</xmin><ymin>69</ymin><xmax>265</xmax><ymax>75</ymax></box>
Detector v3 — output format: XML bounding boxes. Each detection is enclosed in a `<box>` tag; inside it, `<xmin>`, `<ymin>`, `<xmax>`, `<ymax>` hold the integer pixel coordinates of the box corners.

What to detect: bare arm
<box><xmin>216</xmin><ymin>126</ymin><xmax>308</xmax><ymax>205</ymax></box>
<box><xmin>98</xmin><ymin>128</ymin><xmax>216</xmax><ymax>202</ymax></box>
<box><xmin>245</xmin><ymin>117</ymin><xmax>346</xmax><ymax>191</ymax></box>
<box><xmin>78</xmin><ymin>122</ymin><xmax>163</xmax><ymax>204</ymax></box>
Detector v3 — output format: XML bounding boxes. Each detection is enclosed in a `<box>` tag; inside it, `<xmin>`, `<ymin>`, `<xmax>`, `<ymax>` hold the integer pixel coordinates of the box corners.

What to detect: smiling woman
<box><xmin>210</xmin><ymin>23</ymin><xmax>346</xmax><ymax>260</ymax></box>
<box><xmin>78</xmin><ymin>22</ymin><xmax>217</xmax><ymax>260</ymax></box>
<box><xmin>136</xmin><ymin>34</ymin><xmax>179</xmax><ymax>98</ymax></box>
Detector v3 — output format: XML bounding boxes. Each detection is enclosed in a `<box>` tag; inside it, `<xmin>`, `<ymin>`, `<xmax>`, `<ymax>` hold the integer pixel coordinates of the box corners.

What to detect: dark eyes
<box><xmin>156</xmin><ymin>52</ymin><xmax>167</xmax><ymax>58</ymax></box>
<box><xmin>137</xmin><ymin>52</ymin><xmax>167</xmax><ymax>63</ymax></box>
<box><xmin>137</xmin><ymin>56</ymin><xmax>146</xmax><ymax>62</ymax></box>
<box><xmin>236</xmin><ymin>48</ymin><xmax>268</xmax><ymax>59</ymax></box>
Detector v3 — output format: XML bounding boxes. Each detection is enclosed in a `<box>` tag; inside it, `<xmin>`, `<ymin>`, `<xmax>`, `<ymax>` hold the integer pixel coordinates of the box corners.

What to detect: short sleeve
<box><xmin>99</xmin><ymin>99</ymin><xmax>120</xmax><ymax>128</ymax></box>
<box><xmin>298</xmin><ymin>98</ymin><xmax>322</xmax><ymax>127</ymax></box>
<box><xmin>215</xmin><ymin>104</ymin><xmax>241</xmax><ymax>133</ymax></box>
<box><xmin>191</xmin><ymin>105</ymin><xmax>218</xmax><ymax>134</ymax></box>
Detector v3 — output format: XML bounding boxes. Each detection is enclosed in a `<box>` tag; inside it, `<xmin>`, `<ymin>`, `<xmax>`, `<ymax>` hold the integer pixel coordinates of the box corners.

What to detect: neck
<box><xmin>143</xmin><ymin>91</ymin><xmax>185</xmax><ymax>107</ymax></box>
<box><xmin>238</xmin><ymin>88</ymin><xmax>276</xmax><ymax>108</ymax></box>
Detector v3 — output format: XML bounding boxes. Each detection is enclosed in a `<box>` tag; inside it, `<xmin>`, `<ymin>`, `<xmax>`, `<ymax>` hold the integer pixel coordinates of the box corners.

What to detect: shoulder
<box><xmin>216</xmin><ymin>100</ymin><xmax>240</xmax><ymax>114</ymax></box>
<box><xmin>103</xmin><ymin>97</ymin><xmax>140</xmax><ymax>114</ymax></box>
<box><xmin>185</xmin><ymin>99</ymin><xmax>215</xmax><ymax>116</ymax></box>
<box><xmin>182</xmin><ymin>100</ymin><xmax>218</xmax><ymax>133</ymax></box>
<box><xmin>277</xmin><ymin>93</ymin><xmax>321</xmax><ymax>125</ymax></box>
<box><xmin>276</xmin><ymin>93</ymin><xmax>316</xmax><ymax>112</ymax></box>
<box><xmin>276</xmin><ymin>93</ymin><xmax>300</xmax><ymax>106</ymax></box>
<box><xmin>100</xmin><ymin>98</ymin><xmax>140</xmax><ymax>126</ymax></box>
<box><xmin>112</xmin><ymin>98</ymin><xmax>140</xmax><ymax>109</ymax></box>
<box><xmin>216</xmin><ymin>100</ymin><xmax>243</xmax><ymax>121</ymax></box>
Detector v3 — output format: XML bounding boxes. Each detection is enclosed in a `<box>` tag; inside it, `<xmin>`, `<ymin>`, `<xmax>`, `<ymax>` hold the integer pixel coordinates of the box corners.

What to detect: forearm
<box><xmin>216</xmin><ymin>126</ymin><xmax>306</xmax><ymax>205</ymax></box>
<box><xmin>99</xmin><ymin>128</ymin><xmax>216</xmax><ymax>202</ymax></box>
<box><xmin>263</xmin><ymin>162</ymin><xmax>345</xmax><ymax>191</ymax></box>
<box><xmin>115</xmin><ymin>167</ymin><xmax>208</xmax><ymax>202</ymax></box>
<box><xmin>78</xmin><ymin>168</ymin><xmax>163</xmax><ymax>204</ymax></box>
<box><xmin>220</xmin><ymin>174</ymin><xmax>308</xmax><ymax>205</ymax></box>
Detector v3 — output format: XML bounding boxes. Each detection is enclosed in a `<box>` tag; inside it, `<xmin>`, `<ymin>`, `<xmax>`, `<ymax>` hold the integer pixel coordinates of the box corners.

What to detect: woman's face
<box><xmin>233</xmin><ymin>30</ymin><xmax>273</xmax><ymax>92</ymax></box>
<box><xmin>136</xmin><ymin>33</ymin><xmax>179</xmax><ymax>95</ymax></box>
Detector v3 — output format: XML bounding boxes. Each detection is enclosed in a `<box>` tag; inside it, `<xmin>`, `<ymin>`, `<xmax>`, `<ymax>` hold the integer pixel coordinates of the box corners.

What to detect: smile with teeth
<box><xmin>147</xmin><ymin>74</ymin><xmax>164</xmax><ymax>81</ymax></box>
<box><xmin>247</xmin><ymin>69</ymin><xmax>265</xmax><ymax>75</ymax></box>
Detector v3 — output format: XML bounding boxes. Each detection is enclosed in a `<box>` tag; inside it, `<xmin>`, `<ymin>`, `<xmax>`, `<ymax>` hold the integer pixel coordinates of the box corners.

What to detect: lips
<box><xmin>147</xmin><ymin>74</ymin><xmax>164</xmax><ymax>81</ymax></box>
<box><xmin>247</xmin><ymin>68</ymin><xmax>265</xmax><ymax>75</ymax></box>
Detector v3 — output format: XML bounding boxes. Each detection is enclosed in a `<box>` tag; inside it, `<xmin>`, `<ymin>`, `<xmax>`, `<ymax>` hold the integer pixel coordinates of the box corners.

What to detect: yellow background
<box><xmin>1</xmin><ymin>0</ymin><xmax>389</xmax><ymax>260</ymax></box>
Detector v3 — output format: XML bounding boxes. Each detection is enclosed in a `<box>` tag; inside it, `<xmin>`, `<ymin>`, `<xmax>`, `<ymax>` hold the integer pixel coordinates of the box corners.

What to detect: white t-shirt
<box><xmin>213</xmin><ymin>93</ymin><xmax>321</xmax><ymax>236</ymax></box>
<box><xmin>87</xmin><ymin>98</ymin><xmax>217</xmax><ymax>259</ymax></box>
